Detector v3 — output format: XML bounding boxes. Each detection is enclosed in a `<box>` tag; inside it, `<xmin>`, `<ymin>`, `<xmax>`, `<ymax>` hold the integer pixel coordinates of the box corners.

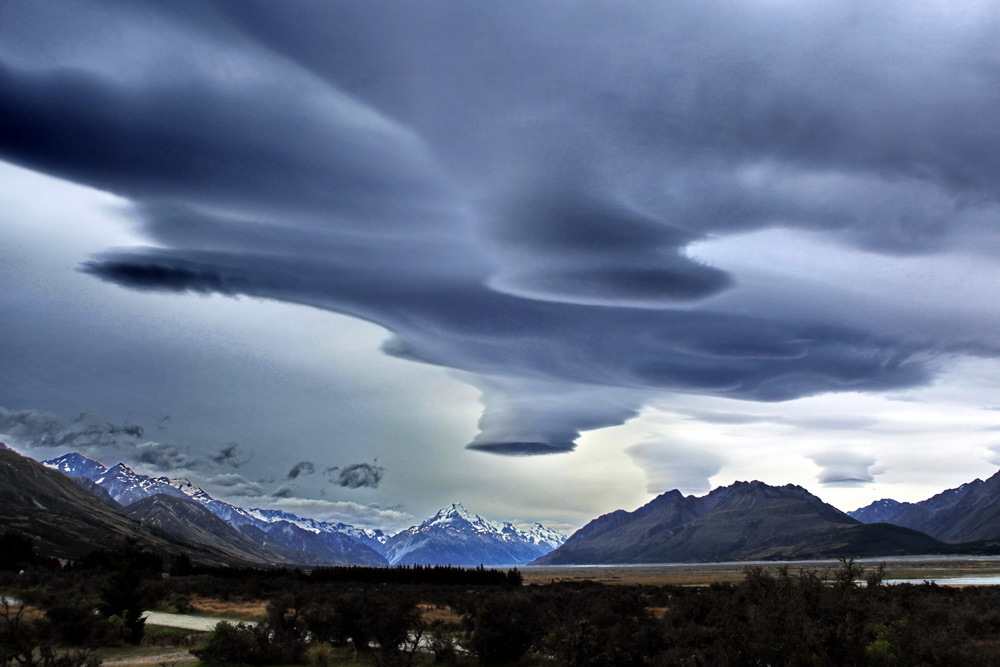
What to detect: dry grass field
<box><xmin>182</xmin><ymin>595</ymin><xmax>269</xmax><ymax>622</ymax></box>
<box><xmin>521</xmin><ymin>556</ymin><xmax>1000</xmax><ymax>586</ymax></box>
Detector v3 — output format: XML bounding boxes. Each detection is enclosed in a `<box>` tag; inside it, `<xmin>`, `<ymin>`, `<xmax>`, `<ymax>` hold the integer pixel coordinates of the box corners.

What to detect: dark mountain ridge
<box><xmin>535</xmin><ymin>479</ymin><xmax>942</xmax><ymax>564</ymax></box>
<box><xmin>124</xmin><ymin>493</ymin><xmax>293</xmax><ymax>565</ymax></box>
<box><xmin>44</xmin><ymin>451</ymin><xmax>388</xmax><ymax>566</ymax></box>
<box><xmin>849</xmin><ymin>470</ymin><xmax>1000</xmax><ymax>543</ymax></box>
<box><xmin>0</xmin><ymin>446</ymin><xmax>282</xmax><ymax>566</ymax></box>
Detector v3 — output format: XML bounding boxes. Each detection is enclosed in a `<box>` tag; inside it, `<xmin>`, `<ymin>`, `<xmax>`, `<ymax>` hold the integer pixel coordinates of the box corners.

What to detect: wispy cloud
<box><xmin>203</xmin><ymin>472</ymin><xmax>266</xmax><ymax>498</ymax></box>
<box><xmin>265</xmin><ymin>497</ymin><xmax>415</xmax><ymax>533</ymax></box>
<box><xmin>272</xmin><ymin>483</ymin><xmax>296</xmax><ymax>499</ymax></box>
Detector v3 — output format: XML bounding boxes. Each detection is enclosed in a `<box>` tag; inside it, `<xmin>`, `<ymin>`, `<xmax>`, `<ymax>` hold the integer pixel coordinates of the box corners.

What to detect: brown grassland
<box><xmin>521</xmin><ymin>556</ymin><xmax>1000</xmax><ymax>586</ymax></box>
<box><xmin>10</xmin><ymin>557</ymin><xmax>1000</xmax><ymax>665</ymax></box>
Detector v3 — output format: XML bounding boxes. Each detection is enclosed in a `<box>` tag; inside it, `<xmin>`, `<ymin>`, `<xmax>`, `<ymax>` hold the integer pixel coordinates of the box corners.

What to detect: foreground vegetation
<box><xmin>5</xmin><ymin>535</ymin><xmax>1000</xmax><ymax>665</ymax></box>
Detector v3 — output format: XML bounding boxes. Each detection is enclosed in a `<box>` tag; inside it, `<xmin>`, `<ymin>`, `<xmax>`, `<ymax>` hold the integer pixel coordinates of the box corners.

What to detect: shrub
<box><xmin>306</xmin><ymin>642</ymin><xmax>335</xmax><ymax>667</ymax></box>
<box><xmin>192</xmin><ymin>621</ymin><xmax>261</xmax><ymax>666</ymax></box>
<box><xmin>467</xmin><ymin>591</ymin><xmax>540</xmax><ymax>665</ymax></box>
<box><xmin>0</xmin><ymin>600</ymin><xmax>100</xmax><ymax>667</ymax></box>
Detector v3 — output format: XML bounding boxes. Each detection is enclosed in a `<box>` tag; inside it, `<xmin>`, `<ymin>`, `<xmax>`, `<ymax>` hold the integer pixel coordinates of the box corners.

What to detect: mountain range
<box><xmin>534</xmin><ymin>480</ymin><xmax>943</xmax><ymax>564</ymax></box>
<box><xmin>849</xmin><ymin>470</ymin><xmax>1000</xmax><ymax>545</ymax></box>
<box><xmin>37</xmin><ymin>449</ymin><xmax>566</xmax><ymax>567</ymax></box>
<box><xmin>384</xmin><ymin>503</ymin><xmax>565</xmax><ymax>567</ymax></box>
<box><xmin>0</xmin><ymin>443</ymin><xmax>286</xmax><ymax>566</ymax></box>
<box><xmin>12</xmin><ymin>442</ymin><xmax>1000</xmax><ymax>568</ymax></box>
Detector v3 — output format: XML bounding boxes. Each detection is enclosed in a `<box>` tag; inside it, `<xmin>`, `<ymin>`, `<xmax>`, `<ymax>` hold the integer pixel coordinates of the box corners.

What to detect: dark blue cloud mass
<box><xmin>2</xmin><ymin>0</ymin><xmax>1000</xmax><ymax>455</ymax></box>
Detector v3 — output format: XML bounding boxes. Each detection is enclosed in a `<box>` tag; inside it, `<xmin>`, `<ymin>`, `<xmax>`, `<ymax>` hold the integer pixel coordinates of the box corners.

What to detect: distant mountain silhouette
<box><xmin>235</xmin><ymin>518</ymin><xmax>388</xmax><ymax>567</ymax></box>
<box><xmin>850</xmin><ymin>470</ymin><xmax>1000</xmax><ymax>543</ymax></box>
<box><xmin>535</xmin><ymin>480</ymin><xmax>942</xmax><ymax>564</ymax></box>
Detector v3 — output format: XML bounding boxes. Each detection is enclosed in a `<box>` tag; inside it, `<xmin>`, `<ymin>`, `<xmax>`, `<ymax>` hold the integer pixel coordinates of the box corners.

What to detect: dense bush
<box><xmin>537</xmin><ymin>584</ymin><xmax>664</xmax><ymax>666</ymax></box>
<box><xmin>192</xmin><ymin>621</ymin><xmax>263</xmax><ymax>666</ymax></box>
<box><xmin>13</xmin><ymin>553</ymin><xmax>1000</xmax><ymax>665</ymax></box>
<box><xmin>0</xmin><ymin>600</ymin><xmax>100</xmax><ymax>667</ymax></box>
<box><xmin>94</xmin><ymin>540</ymin><xmax>163</xmax><ymax>645</ymax></box>
<box><xmin>656</xmin><ymin>562</ymin><xmax>1000</xmax><ymax>666</ymax></box>
<box><xmin>463</xmin><ymin>590</ymin><xmax>542</xmax><ymax>665</ymax></box>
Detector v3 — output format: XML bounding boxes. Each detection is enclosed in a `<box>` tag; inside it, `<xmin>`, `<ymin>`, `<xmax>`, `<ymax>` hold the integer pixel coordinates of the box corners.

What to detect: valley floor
<box><xmin>522</xmin><ymin>554</ymin><xmax>1000</xmax><ymax>586</ymax></box>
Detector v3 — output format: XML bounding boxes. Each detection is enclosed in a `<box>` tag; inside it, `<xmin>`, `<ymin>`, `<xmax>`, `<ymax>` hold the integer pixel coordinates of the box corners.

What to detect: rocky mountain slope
<box><xmin>44</xmin><ymin>451</ymin><xmax>387</xmax><ymax>566</ymax></box>
<box><xmin>46</xmin><ymin>452</ymin><xmax>190</xmax><ymax>505</ymax></box>
<box><xmin>535</xmin><ymin>480</ymin><xmax>942</xmax><ymax>564</ymax></box>
<box><xmin>849</xmin><ymin>470</ymin><xmax>1000</xmax><ymax>543</ymax></box>
<box><xmin>0</xmin><ymin>444</ymin><xmax>282</xmax><ymax>565</ymax></box>
<box><xmin>123</xmin><ymin>493</ymin><xmax>293</xmax><ymax>565</ymax></box>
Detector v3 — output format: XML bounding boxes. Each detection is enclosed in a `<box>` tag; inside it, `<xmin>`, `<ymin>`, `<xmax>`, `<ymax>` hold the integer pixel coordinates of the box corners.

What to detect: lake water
<box><xmin>884</xmin><ymin>576</ymin><xmax>1000</xmax><ymax>586</ymax></box>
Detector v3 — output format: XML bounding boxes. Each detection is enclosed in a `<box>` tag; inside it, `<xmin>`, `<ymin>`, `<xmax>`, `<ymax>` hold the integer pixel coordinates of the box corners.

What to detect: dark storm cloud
<box><xmin>485</xmin><ymin>191</ymin><xmax>732</xmax><ymax>307</ymax></box>
<box><xmin>0</xmin><ymin>407</ymin><xmax>144</xmax><ymax>450</ymax></box>
<box><xmin>0</xmin><ymin>406</ymin><xmax>204</xmax><ymax>471</ymax></box>
<box><xmin>133</xmin><ymin>441</ymin><xmax>195</xmax><ymax>471</ymax></box>
<box><xmin>0</xmin><ymin>57</ymin><xmax>451</xmax><ymax>230</ymax></box>
<box><xmin>326</xmin><ymin>462</ymin><xmax>385</xmax><ymax>489</ymax></box>
<box><xmin>286</xmin><ymin>461</ymin><xmax>316</xmax><ymax>480</ymax></box>
<box><xmin>3</xmin><ymin>1</ymin><xmax>1000</xmax><ymax>454</ymax></box>
<box><xmin>464</xmin><ymin>378</ymin><xmax>645</xmax><ymax>455</ymax></box>
<box><xmin>810</xmin><ymin>451</ymin><xmax>881</xmax><ymax>487</ymax></box>
<box><xmin>210</xmin><ymin>443</ymin><xmax>250</xmax><ymax>468</ymax></box>
<box><xmin>81</xmin><ymin>257</ymin><xmax>248</xmax><ymax>295</ymax></box>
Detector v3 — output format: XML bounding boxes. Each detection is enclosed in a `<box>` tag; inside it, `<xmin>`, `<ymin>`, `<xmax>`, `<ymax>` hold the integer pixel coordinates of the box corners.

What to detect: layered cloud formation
<box><xmin>2</xmin><ymin>1</ymin><xmax>999</xmax><ymax>458</ymax></box>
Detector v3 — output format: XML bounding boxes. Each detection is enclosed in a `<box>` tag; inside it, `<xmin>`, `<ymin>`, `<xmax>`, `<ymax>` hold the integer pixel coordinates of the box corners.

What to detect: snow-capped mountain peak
<box><xmin>421</xmin><ymin>502</ymin><xmax>500</xmax><ymax>533</ymax></box>
<box><xmin>243</xmin><ymin>507</ymin><xmax>389</xmax><ymax>546</ymax></box>
<box><xmin>44</xmin><ymin>452</ymin><xmax>108</xmax><ymax>479</ymax></box>
<box><xmin>515</xmin><ymin>522</ymin><xmax>567</xmax><ymax>550</ymax></box>
<box><xmin>42</xmin><ymin>453</ymin><xmax>188</xmax><ymax>507</ymax></box>
<box><xmin>41</xmin><ymin>450</ymin><xmax>388</xmax><ymax>566</ymax></box>
<box><xmin>168</xmin><ymin>477</ymin><xmax>217</xmax><ymax>504</ymax></box>
<box><xmin>385</xmin><ymin>503</ymin><xmax>566</xmax><ymax>567</ymax></box>
<box><xmin>41</xmin><ymin>450</ymin><xmax>564</xmax><ymax>568</ymax></box>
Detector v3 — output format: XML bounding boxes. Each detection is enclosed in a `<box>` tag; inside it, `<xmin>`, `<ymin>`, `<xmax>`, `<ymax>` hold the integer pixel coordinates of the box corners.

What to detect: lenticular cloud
<box><xmin>2</xmin><ymin>1</ymin><xmax>999</xmax><ymax>454</ymax></box>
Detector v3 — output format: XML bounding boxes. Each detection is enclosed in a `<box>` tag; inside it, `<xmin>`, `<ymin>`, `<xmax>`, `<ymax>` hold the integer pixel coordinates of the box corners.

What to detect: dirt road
<box><xmin>142</xmin><ymin>610</ymin><xmax>255</xmax><ymax>632</ymax></box>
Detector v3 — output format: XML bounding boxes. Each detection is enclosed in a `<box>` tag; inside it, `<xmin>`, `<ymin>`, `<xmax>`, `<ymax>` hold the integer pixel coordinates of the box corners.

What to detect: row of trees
<box><xmin>8</xmin><ymin>544</ymin><xmax>1000</xmax><ymax>665</ymax></box>
<box><xmin>1</xmin><ymin>538</ymin><xmax>161</xmax><ymax>666</ymax></box>
<box><xmin>190</xmin><ymin>561</ymin><xmax>1000</xmax><ymax>666</ymax></box>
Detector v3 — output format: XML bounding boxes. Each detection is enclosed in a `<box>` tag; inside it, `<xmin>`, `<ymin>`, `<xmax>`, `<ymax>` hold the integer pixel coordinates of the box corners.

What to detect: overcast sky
<box><xmin>2</xmin><ymin>0</ymin><xmax>1000</xmax><ymax>534</ymax></box>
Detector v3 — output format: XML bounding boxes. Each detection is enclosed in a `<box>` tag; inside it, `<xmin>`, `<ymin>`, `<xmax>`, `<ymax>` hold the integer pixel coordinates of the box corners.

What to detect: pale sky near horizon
<box><xmin>2</xmin><ymin>1</ymin><xmax>1000</xmax><ymax>535</ymax></box>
